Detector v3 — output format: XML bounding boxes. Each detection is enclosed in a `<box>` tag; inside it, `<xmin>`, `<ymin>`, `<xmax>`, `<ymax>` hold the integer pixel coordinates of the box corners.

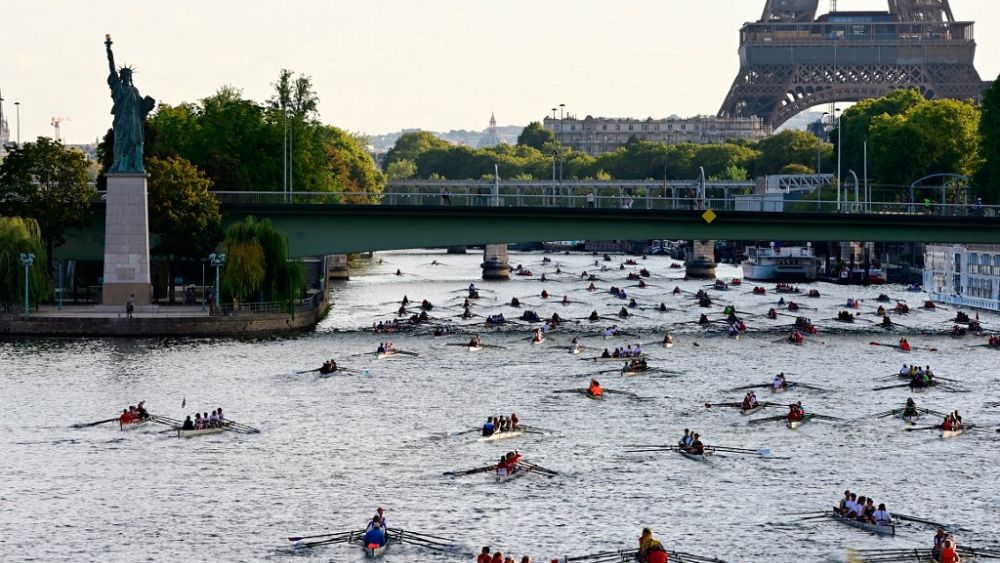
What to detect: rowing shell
<box><xmin>177</xmin><ymin>424</ymin><xmax>231</xmax><ymax>438</ymax></box>
<box><xmin>495</xmin><ymin>468</ymin><xmax>529</xmax><ymax>483</ymax></box>
<box><xmin>468</xmin><ymin>345</ymin><xmax>484</xmax><ymax>352</ymax></box>
<box><xmin>586</xmin><ymin>391</ymin><xmax>604</xmax><ymax>401</ymax></box>
<box><xmin>831</xmin><ymin>509</ymin><xmax>895</xmax><ymax>536</ymax></box>
<box><xmin>477</xmin><ymin>429</ymin><xmax>525</xmax><ymax>443</ymax></box>
<box><xmin>940</xmin><ymin>428</ymin><xmax>965</xmax><ymax>439</ymax></box>
<box><xmin>594</xmin><ymin>354</ymin><xmax>644</xmax><ymax>362</ymax></box>
<box><xmin>120</xmin><ymin>418</ymin><xmax>150</xmax><ymax>431</ymax></box>
<box><xmin>376</xmin><ymin>351</ymin><xmax>399</xmax><ymax>360</ymax></box>
<box><xmin>621</xmin><ymin>368</ymin><xmax>648</xmax><ymax>377</ymax></box>
<box><xmin>363</xmin><ymin>539</ymin><xmax>389</xmax><ymax>558</ymax></box>
<box><xmin>531</xmin><ymin>338</ymin><xmax>546</xmax><ymax>345</ymax></box>
<box><xmin>740</xmin><ymin>405</ymin><xmax>763</xmax><ymax>416</ymax></box>
<box><xmin>786</xmin><ymin>416</ymin><xmax>810</xmax><ymax>430</ymax></box>
<box><xmin>902</xmin><ymin>411</ymin><xmax>920</xmax><ymax>424</ymax></box>
<box><xmin>678</xmin><ymin>449</ymin><xmax>707</xmax><ymax>462</ymax></box>
<box><xmin>770</xmin><ymin>385</ymin><xmax>788</xmax><ymax>394</ymax></box>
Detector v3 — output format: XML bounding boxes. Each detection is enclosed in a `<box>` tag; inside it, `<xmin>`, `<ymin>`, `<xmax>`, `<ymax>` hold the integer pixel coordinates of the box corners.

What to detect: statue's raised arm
<box><xmin>105</xmin><ymin>34</ymin><xmax>116</xmax><ymax>79</ymax></box>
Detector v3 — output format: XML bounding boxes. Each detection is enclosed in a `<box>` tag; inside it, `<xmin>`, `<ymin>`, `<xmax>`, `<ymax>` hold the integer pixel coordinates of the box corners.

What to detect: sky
<box><xmin>2</xmin><ymin>0</ymin><xmax>999</xmax><ymax>145</ymax></box>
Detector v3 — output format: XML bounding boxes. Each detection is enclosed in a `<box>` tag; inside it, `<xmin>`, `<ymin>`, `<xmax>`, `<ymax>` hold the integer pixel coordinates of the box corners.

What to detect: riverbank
<box><xmin>0</xmin><ymin>292</ymin><xmax>329</xmax><ymax>338</ymax></box>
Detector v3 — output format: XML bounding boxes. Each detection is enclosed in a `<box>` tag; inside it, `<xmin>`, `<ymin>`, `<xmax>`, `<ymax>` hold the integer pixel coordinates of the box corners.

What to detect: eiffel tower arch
<box><xmin>719</xmin><ymin>0</ymin><xmax>989</xmax><ymax>129</ymax></box>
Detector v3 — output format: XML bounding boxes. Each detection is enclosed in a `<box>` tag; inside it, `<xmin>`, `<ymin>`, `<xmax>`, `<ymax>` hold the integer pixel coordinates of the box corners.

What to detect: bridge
<box><xmin>57</xmin><ymin>183</ymin><xmax>1000</xmax><ymax>262</ymax></box>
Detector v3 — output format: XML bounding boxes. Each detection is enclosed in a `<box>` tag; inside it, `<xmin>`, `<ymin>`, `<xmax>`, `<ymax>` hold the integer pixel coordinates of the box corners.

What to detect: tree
<box><xmin>146</xmin><ymin>156</ymin><xmax>223</xmax><ymax>303</ymax></box>
<box><xmin>0</xmin><ymin>138</ymin><xmax>95</xmax><ymax>267</ymax></box>
<box><xmin>383</xmin><ymin>131</ymin><xmax>451</xmax><ymax>171</ymax></box>
<box><xmin>386</xmin><ymin>159</ymin><xmax>418</xmax><ymax>180</ymax></box>
<box><xmin>978</xmin><ymin>75</ymin><xmax>1000</xmax><ymax>203</ymax></box>
<box><xmin>0</xmin><ymin>216</ymin><xmax>50</xmax><ymax>311</ymax></box>
<box><xmin>221</xmin><ymin>216</ymin><xmax>305</xmax><ymax>312</ymax></box>
<box><xmin>836</xmin><ymin>89</ymin><xmax>925</xmax><ymax>180</ymax></box>
<box><xmin>753</xmin><ymin>130</ymin><xmax>830</xmax><ymax>175</ymax></box>
<box><xmin>516</xmin><ymin>121</ymin><xmax>553</xmax><ymax>150</ymax></box>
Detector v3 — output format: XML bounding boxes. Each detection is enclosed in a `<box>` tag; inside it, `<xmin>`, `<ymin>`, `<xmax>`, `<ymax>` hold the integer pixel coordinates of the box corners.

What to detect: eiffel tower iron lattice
<box><xmin>719</xmin><ymin>0</ymin><xmax>988</xmax><ymax>129</ymax></box>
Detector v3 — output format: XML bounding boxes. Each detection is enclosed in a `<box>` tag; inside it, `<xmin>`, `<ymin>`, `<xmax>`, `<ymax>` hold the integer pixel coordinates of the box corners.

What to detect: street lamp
<box><xmin>209</xmin><ymin>252</ymin><xmax>226</xmax><ymax>309</ymax></box>
<box><xmin>558</xmin><ymin>104</ymin><xmax>566</xmax><ymax>184</ymax></box>
<box><xmin>19</xmin><ymin>252</ymin><xmax>35</xmax><ymax>314</ymax></box>
<box><xmin>835</xmin><ymin>108</ymin><xmax>843</xmax><ymax>212</ymax></box>
<box><xmin>14</xmin><ymin>101</ymin><xmax>20</xmax><ymax>145</ymax></box>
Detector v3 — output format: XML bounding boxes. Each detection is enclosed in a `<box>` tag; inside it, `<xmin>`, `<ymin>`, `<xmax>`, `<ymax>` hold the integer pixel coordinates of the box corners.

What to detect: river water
<box><xmin>2</xmin><ymin>250</ymin><xmax>999</xmax><ymax>563</ymax></box>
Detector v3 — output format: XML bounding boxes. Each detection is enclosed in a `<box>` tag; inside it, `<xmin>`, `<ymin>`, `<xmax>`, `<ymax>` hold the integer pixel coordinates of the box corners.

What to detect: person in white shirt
<box><xmin>873</xmin><ymin>503</ymin><xmax>892</xmax><ymax>525</ymax></box>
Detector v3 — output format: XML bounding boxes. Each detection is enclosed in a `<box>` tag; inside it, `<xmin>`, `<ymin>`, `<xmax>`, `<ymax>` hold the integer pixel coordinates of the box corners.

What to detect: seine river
<box><xmin>2</xmin><ymin>251</ymin><xmax>998</xmax><ymax>563</ymax></box>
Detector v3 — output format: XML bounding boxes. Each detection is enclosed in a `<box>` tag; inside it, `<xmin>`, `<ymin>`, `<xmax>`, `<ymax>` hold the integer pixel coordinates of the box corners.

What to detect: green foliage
<box><xmin>383</xmin><ymin>131</ymin><xmax>451</xmax><ymax>170</ymax></box>
<box><xmin>95</xmin><ymin>72</ymin><xmax>383</xmax><ymax>196</ymax></box>
<box><xmin>517</xmin><ymin>121</ymin><xmax>553</xmax><ymax>150</ymax></box>
<box><xmin>0</xmin><ymin>138</ymin><xmax>95</xmax><ymax>262</ymax></box>
<box><xmin>0</xmin><ymin>217</ymin><xmax>50</xmax><ymax>309</ymax></box>
<box><xmin>978</xmin><ymin>75</ymin><xmax>1000</xmax><ymax>203</ymax></box>
<box><xmin>868</xmin><ymin>98</ymin><xmax>980</xmax><ymax>189</ymax></box>
<box><xmin>221</xmin><ymin>216</ymin><xmax>305</xmax><ymax>311</ymax></box>
<box><xmin>836</xmin><ymin>89</ymin><xmax>926</xmax><ymax>179</ymax></box>
<box><xmin>147</xmin><ymin>156</ymin><xmax>222</xmax><ymax>260</ymax></box>
<box><xmin>753</xmin><ymin>130</ymin><xmax>830</xmax><ymax>175</ymax></box>
<box><xmin>779</xmin><ymin>163</ymin><xmax>814</xmax><ymax>175</ymax></box>
<box><xmin>385</xmin><ymin>159</ymin><xmax>418</xmax><ymax>180</ymax></box>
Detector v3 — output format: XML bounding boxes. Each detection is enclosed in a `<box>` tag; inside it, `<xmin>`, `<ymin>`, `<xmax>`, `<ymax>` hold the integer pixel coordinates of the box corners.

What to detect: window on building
<box><xmin>601</xmin><ymin>125</ymin><xmax>607</xmax><ymax>131</ymax></box>
<box><xmin>628</xmin><ymin>125</ymin><xmax>633</xmax><ymax>131</ymax></box>
<box><xmin>955</xmin><ymin>254</ymin><xmax>962</xmax><ymax>273</ymax></box>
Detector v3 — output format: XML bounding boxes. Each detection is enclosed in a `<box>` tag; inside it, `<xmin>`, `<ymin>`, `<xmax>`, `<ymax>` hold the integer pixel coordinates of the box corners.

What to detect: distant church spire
<box><xmin>477</xmin><ymin>111</ymin><xmax>506</xmax><ymax>148</ymax></box>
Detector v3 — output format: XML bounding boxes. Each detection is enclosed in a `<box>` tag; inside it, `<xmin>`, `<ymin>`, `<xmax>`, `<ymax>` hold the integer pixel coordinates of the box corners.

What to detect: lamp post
<box><xmin>558</xmin><ymin>104</ymin><xmax>565</xmax><ymax>185</ymax></box>
<box><xmin>19</xmin><ymin>252</ymin><xmax>34</xmax><ymax>314</ymax></box>
<box><xmin>209</xmin><ymin>252</ymin><xmax>226</xmax><ymax>309</ymax></box>
<box><xmin>835</xmin><ymin>108</ymin><xmax>842</xmax><ymax>212</ymax></box>
<box><xmin>14</xmin><ymin>101</ymin><xmax>20</xmax><ymax>145</ymax></box>
<box><xmin>201</xmin><ymin>259</ymin><xmax>207</xmax><ymax>311</ymax></box>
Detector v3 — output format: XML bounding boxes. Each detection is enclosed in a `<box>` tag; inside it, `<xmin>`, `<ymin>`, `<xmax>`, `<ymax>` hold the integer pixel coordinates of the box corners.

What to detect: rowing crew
<box><xmin>468</xmin><ymin>335</ymin><xmax>483</xmax><ymax>348</ymax></box>
<box><xmin>483</xmin><ymin>414</ymin><xmax>520</xmax><ymax>437</ymax></box>
<box><xmin>638</xmin><ymin>528</ymin><xmax>670</xmax><ymax>563</ymax></box>
<box><xmin>376</xmin><ymin>342</ymin><xmax>396</xmax><ymax>354</ymax></box>
<box><xmin>677</xmin><ymin>429</ymin><xmax>704</xmax><ymax>455</ymax></box>
<box><xmin>933</xmin><ymin>528</ymin><xmax>962</xmax><ymax>563</ymax></box>
<box><xmin>588</xmin><ymin>379</ymin><xmax>603</xmax><ymax>398</ymax></box>
<box><xmin>903</xmin><ymin>398</ymin><xmax>919</xmax><ymax>417</ymax></box>
<box><xmin>477</xmin><ymin>547</ymin><xmax>533</xmax><ymax>563</ymax></box>
<box><xmin>940</xmin><ymin>411</ymin><xmax>964</xmax><ymax>432</ymax></box>
<box><xmin>363</xmin><ymin>507</ymin><xmax>388</xmax><ymax>549</ymax></box>
<box><xmin>989</xmin><ymin>336</ymin><xmax>1000</xmax><ymax>348</ymax></box>
<box><xmin>496</xmin><ymin>451</ymin><xmax>522</xmax><ymax>478</ymax></box>
<box><xmin>835</xmin><ymin>490</ymin><xmax>893</xmax><ymax>525</ymax></box>
<box><xmin>787</xmin><ymin>402</ymin><xmax>806</xmax><ymax>422</ymax></box>
<box><xmin>181</xmin><ymin>408</ymin><xmax>225</xmax><ymax>430</ymax></box>
<box><xmin>624</xmin><ymin>358</ymin><xmax>648</xmax><ymax>371</ymax></box>
<box><xmin>788</xmin><ymin>330</ymin><xmax>804</xmax><ymax>344</ymax></box>
<box><xmin>372</xmin><ymin>320</ymin><xmax>402</xmax><ymax>332</ymax></box>
<box><xmin>741</xmin><ymin>392</ymin><xmax>760</xmax><ymax>410</ymax></box>
<box><xmin>320</xmin><ymin>359</ymin><xmax>338</xmax><ymax>374</ymax></box>
<box><xmin>900</xmin><ymin>364</ymin><xmax>936</xmax><ymax>389</ymax></box>
<box><xmin>532</xmin><ymin>329</ymin><xmax>544</xmax><ymax>343</ymax></box>
<box><xmin>119</xmin><ymin>401</ymin><xmax>150</xmax><ymax>425</ymax></box>
<box><xmin>772</xmin><ymin>373</ymin><xmax>788</xmax><ymax>390</ymax></box>
<box><xmin>601</xmin><ymin>344</ymin><xmax>642</xmax><ymax>358</ymax></box>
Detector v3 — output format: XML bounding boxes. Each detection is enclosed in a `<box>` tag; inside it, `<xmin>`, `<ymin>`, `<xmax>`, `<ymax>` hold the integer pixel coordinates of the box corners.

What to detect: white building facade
<box><xmin>543</xmin><ymin>115</ymin><xmax>770</xmax><ymax>155</ymax></box>
<box><xmin>924</xmin><ymin>244</ymin><xmax>1000</xmax><ymax>312</ymax></box>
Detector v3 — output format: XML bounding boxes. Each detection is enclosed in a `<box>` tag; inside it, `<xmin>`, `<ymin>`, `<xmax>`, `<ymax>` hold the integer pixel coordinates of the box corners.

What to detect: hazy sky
<box><xmin>2</xmin><ymin>0</ymin><xmax>999</xmax><ymax>144</ymax></box>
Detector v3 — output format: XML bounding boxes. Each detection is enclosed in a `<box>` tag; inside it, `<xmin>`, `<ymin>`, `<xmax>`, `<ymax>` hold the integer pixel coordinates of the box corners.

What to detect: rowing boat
<box><xmin>477</xmin><ymin>429</ymin><xmax>525</xmax><ymax>443</ymax></box>
<box><xmin>376</xmin><ymin>351</ymin><xmax>399</xmax><ymax>360</ymax></box>
<box><xmin>901</xmin><ymin>411</ymin><xmax>920</xmax><ymax>424</ymax></box>
<box><xmin>363</xmin><ymin>537</ymin><xmax>389</xmax><ymax>558</ymax></box>
<box><xmin>678</xmin><ymin>449</ymin><xmax>707</xmax><ymax>462</ymax></box>
<box><xmin>120</xmin><ymin>418</ymin><xmax>150</xmax><ymax>431</ymax></box>
<box><xmin>495</xmin><ymin>468</ymin><xmax>529</xmax><ymax>483</ymax></box>
<box><xmin>786</xmin><ymin>416</ymin><xmax>810</xmax><ymax>430</ymax></box>
<box><xmin>593</xmin><ymin>354</ymin><xmax>644</xmax><ymax>362</ymax></box>
<box><xmin>531</xmin><ymin>338</ymin><xmax>546</xmax><ymax>345</ymax></box>
<box><xmin>621</xmin><ymin>367</ymin><xmax>648</xmax><ymax>377</ymax></box>
<box><xmin>468</xmin><ymin>345</ymin><xmax>483</xmax><ymax>352</ymax></box>
<box><xmin>586</xmin><ymin>391</ymin><xmax>604</xmax><ymax>401</ymax></box>
<box><xmin>770</xmin><ymin>386</ymin><xmax>788</xmax><ymax>394</ymax></box>
<box><xmin>831</xmin><ymin>509</ymin><xmax>895</xmax><ymax>536</ymax></box>
<box><xmin>940</xmin><ymin>428</ymin><xmax>964</xmax><ymax>439</ymax></box>
<box><xmin>740</xmin><ymin>405</ymin><xmax>763</xmax><ymax>416</ymax></box>
<box><xmin>177</xmin><ymin>425</ymin><xmax>230</xmax><ymax>438</ymax></box>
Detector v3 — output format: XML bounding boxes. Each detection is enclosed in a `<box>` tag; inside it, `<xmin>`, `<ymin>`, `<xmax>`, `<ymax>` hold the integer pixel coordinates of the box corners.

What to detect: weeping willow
<box><xmin>221</xmin><ymin>216</ymin><xmax>305</xmax><ymax>313</ymax></box>
<box><xmin>0</xmin><ymin>216</ymin><xmax>50</xmax><ymax>311</ymax></box>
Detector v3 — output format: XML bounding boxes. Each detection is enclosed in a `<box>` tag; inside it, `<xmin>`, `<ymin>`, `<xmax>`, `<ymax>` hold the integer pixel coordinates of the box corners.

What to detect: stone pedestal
<box><xmin>482</xmin><ymin>244</ymin><xmax>510</xmax><ymax>280</ymax></box>
<box><xmin>328</xmin><ymin>254</ymin><xmax>350</xmax><ymax>280</ymax></box>
<box><xmin>685</xmin><ymin>240</ymin><xmax>717</xmax><ymax>279</ymax></box>
<box><xmin>102</xmin><ymin>173</ymin><xmax>152</xmax><ymax>305</ymax></box>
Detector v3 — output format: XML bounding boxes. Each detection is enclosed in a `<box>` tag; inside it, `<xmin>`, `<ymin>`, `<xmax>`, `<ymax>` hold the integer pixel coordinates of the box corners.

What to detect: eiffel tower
<box><xmin>718</xmin><ymin>0</ymin><xmax>989</xmax><ymax>128</ymax></box>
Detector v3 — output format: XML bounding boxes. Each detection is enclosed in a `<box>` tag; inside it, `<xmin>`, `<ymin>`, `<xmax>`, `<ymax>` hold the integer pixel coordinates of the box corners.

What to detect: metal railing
<box><xmin>213</xmin><ymin>292</ymin><xmax>324</xmax><ymax>316</ymax></box>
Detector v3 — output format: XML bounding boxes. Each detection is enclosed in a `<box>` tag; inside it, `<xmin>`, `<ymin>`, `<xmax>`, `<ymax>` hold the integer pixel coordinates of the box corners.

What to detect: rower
<box><xmin>677</xmin><ymin>429</ymin><xmax>690</xmax><ymax>448</ymax></box>
<box><xmin>873</xmin><ymin>503</ymin><xmax>892</xmax><ymax>525</ymax></box>
<box><xmin>587</xmin><ymin>282</ymin><xmax>597</xmax><ymax>291</ymax></box>
<box><xmin>482</xmin><ymin>417</ymin><xmax>496</xmax><ymax>437</ymax></box>
<box><xmin>932</xmin><ymin>529</ymin><xmax>949</xmax><ymax>562</ymax></box>
<box><xmin>588</xmin><ymin>379</ymin><xmax>603</xmax><ymax>398</ymax></box>
<box><xmin>401</xmin><ymin>295</ymin><xmax>409</xmax><ymax>305</ymax></box>
<box><xmin>363</xmin><ymin>522</ymin><xmax>386</xmax><ymax>549</ymax></box>
<box><xmin>698</xmin><ymin>314</ymin><xmax>709</xmax><ymax>325</ymax></box>
<box><xmin>663</xmin><ymin>333</ymin><xmax>673</xmax><ymax>345</ymax></box>
<box><xmin>377</xmin><ymin>343</ymin><xmax>386</xmax><ymax>354</ymax></box>
<box><xmin>836</xmin><ymin>490</ymin><xmax>851</xmax><ymax>515</ymax></box>
<box><xmin>562</xmin><ymin>295</ymin><xmax>569</xmax><ymax>305</ymax></box>
<box><xmin>181</xmin><ymin>415</ymin><xmax>194</xmax><ymax>430</ymax></box>
<box><xmin>510</xmin><ymin>413</ymin><xmax>519</xmax><ymax>429</ymax></box>
<box><xmin>899</xmin><ymin>338</ymin><xmax>911</xmax><ymax>352</ymax></box>
<box><xmin>600</xmin><ymin>348</ymin><xmax>611</xmax><ymax>359</ymax></box>
<box><xmin>904</xmin><ymin>398</ymin><xmax>918</xmax><ymax>417</ymax></box>
<box><xmin>478</xmin><ymin>547</ymin><xmax>492</xmax><ymax>563</ymax></box>
<box><xmin>119</xmin><ymin>408</ymin><xmax>133</xmax><ymax>426</ymax></box>
<box><xmin>540</xmin><ymin>290</ymin><xmax>549</xmax><ymax>299</ymax></box>
<box><xmin>772</xmin><ymin>373</ymin><xmax>787</xmax><ymax>390</ymax></box>
<box><xmin>688</xmin><ymin>433</ymin><xmax>704</xmax><ymax>455</ymax></box>
<box><xmin>638</xmin><ymin>528</ymin><xmax>669</xmax><ymax>563</ymax></box>
<box><xmin>939</xmin><ymin>539</ymin><xmax>960</xmax><ymax>563</ymax></box>
<box><xmin>511</xmin><ymin>297</ymin><xmax>520</xmax><ymax>307</ymax></box>
<box><xmin>619</xmin><ymin>307</ymin><xmax>629</xmax><ymax>318</ymax></box>
<box><xmin>136</xmin><ymin>401</ymin><xmax>149</xmax><ymax>420</ymax></box>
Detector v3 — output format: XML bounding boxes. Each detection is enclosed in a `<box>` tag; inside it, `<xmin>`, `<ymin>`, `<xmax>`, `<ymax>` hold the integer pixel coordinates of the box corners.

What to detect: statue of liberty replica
<box><xmin>101</xmin><ymin>35</ymin><xmax>155</xmax><ymax>305</ymax></box>
<box><xmin>105</xmin><ymin>34</ymin><xmax>155</xmax><ymax>173</ymax></box>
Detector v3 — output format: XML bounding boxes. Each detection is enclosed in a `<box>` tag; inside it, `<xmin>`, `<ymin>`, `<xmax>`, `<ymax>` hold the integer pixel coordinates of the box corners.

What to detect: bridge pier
<box><xmin>482</xmin><ymin>244</ymin><xmax>510</xmax><ymax>280</ymax></box>
<box><xmin>446</xmin><ymin>246</ymin><xmax>467</xmax><ymax>254</ymax></box>
<box><xmin>327</xmin><ymin>254</ymin><xmax>350</xmax><ymax>281</ymax></box>
<box><xmin>685</xmin><ymin>240</ymin><xmax>717</xmax><ymax>279</ymax></box>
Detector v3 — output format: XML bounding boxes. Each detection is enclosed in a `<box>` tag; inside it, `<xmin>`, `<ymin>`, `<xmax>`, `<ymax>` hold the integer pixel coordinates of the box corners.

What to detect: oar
<box><xmin>809</xmin><ymin>414</ymin><xmax>843</xmax><ymax>421</ymax></box>
<box><xmin>521</xmin><ymin>461</ymin><xmax>558</xmax><ymax>476</ymax></box>
<box><xmin>748</xmin><ymin>414</ymin><xmax>788</xmax><ymax>425</ymax></box>
<box><xmin>873</xmin><ymin>409</ymin><xmax>903</xmax><ymax>418</ymax></box>
<box><xmin>791</xmin><ymin>383</ymin><xmax>828</xmax><ymax>391</ymax></box>
<box><xmin>389</xmin><ymin>528</ymin><xmax>455</xmax><ymax>543</ymax></box>
<box><xmin>287</xmin><ymin>530</ymin><xmax>353</xmax><ymax>542</ymax></box>
<box><xmin>395</xmin><ymin>350</ymin><xmax>420</xmax><ymax>357</ymax></box>
<box><xmin>294</xmin><ymin>367</ymin><xmax>323</xmax><ymax>374</ymax></box>
<box><xmin>552</xmin><ymin>389</ymin><xmax>587</xmax><ymax>395</ymax></box>
<box><xmin>704</xmin><ymin>402</ymin><xmax>743</xmax><ymax>408</ymax></box>
<box><xmin>893</xmin><ymin>512</ymin><xmax>948</xmax><ymax>528</ymax></box>
<box><xmin>904</xmin><ymin>425</ymin><xmax>942</xmax><ymax>432</ymax></box>
<box><xmin>72</xmin><ymin>417</ymin><xmax>119</xmax><ymax>428</ymax></box>
<box><xmin>873</xmin><ymin>383</ymin><xmax>911</xmax><ymax>391</ymax></box>
<box><xmin>603</xmin><ymin>389</ymin><xmax>639</xmax><ymax>398</ymax></box>
<box><xmin>443</xmin><ymin>465</ymin><xmax>494</xmax><ymax>477</ymax></box>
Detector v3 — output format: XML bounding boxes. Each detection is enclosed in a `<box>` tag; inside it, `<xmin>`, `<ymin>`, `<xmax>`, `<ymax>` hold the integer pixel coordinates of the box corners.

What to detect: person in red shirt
<box><xmin>939</xmin><ymin>538</ymin><xmax>961</xmax><ymax>563</ymax></box>
<box><xmin>477</xmin><ymin>546</ymin><xmax>492</xmax><ymax>563</ymax></box>
<box><xmin>119</xmin><ymin>408</ymin><xmax>133</xmax><ymax>428</ymax></box>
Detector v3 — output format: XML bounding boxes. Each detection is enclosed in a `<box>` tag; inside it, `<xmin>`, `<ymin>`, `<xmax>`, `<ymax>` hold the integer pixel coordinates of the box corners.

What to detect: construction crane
<box><xmin>830</xmin><ymin>0</ymin><xmax>837</xmax><ymax>12</ymax></box>
<box><xmin>51</xmin><ymin>116</ymin><xmax>70</xmax><ymax>142</ymax></box>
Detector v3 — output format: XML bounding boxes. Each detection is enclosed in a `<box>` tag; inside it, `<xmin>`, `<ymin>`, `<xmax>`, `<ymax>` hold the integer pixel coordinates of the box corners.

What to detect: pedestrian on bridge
<box><xmin>441</xmin><ymin>188</ymin><xmax>452</xmax><ymax>206</ymax></box>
